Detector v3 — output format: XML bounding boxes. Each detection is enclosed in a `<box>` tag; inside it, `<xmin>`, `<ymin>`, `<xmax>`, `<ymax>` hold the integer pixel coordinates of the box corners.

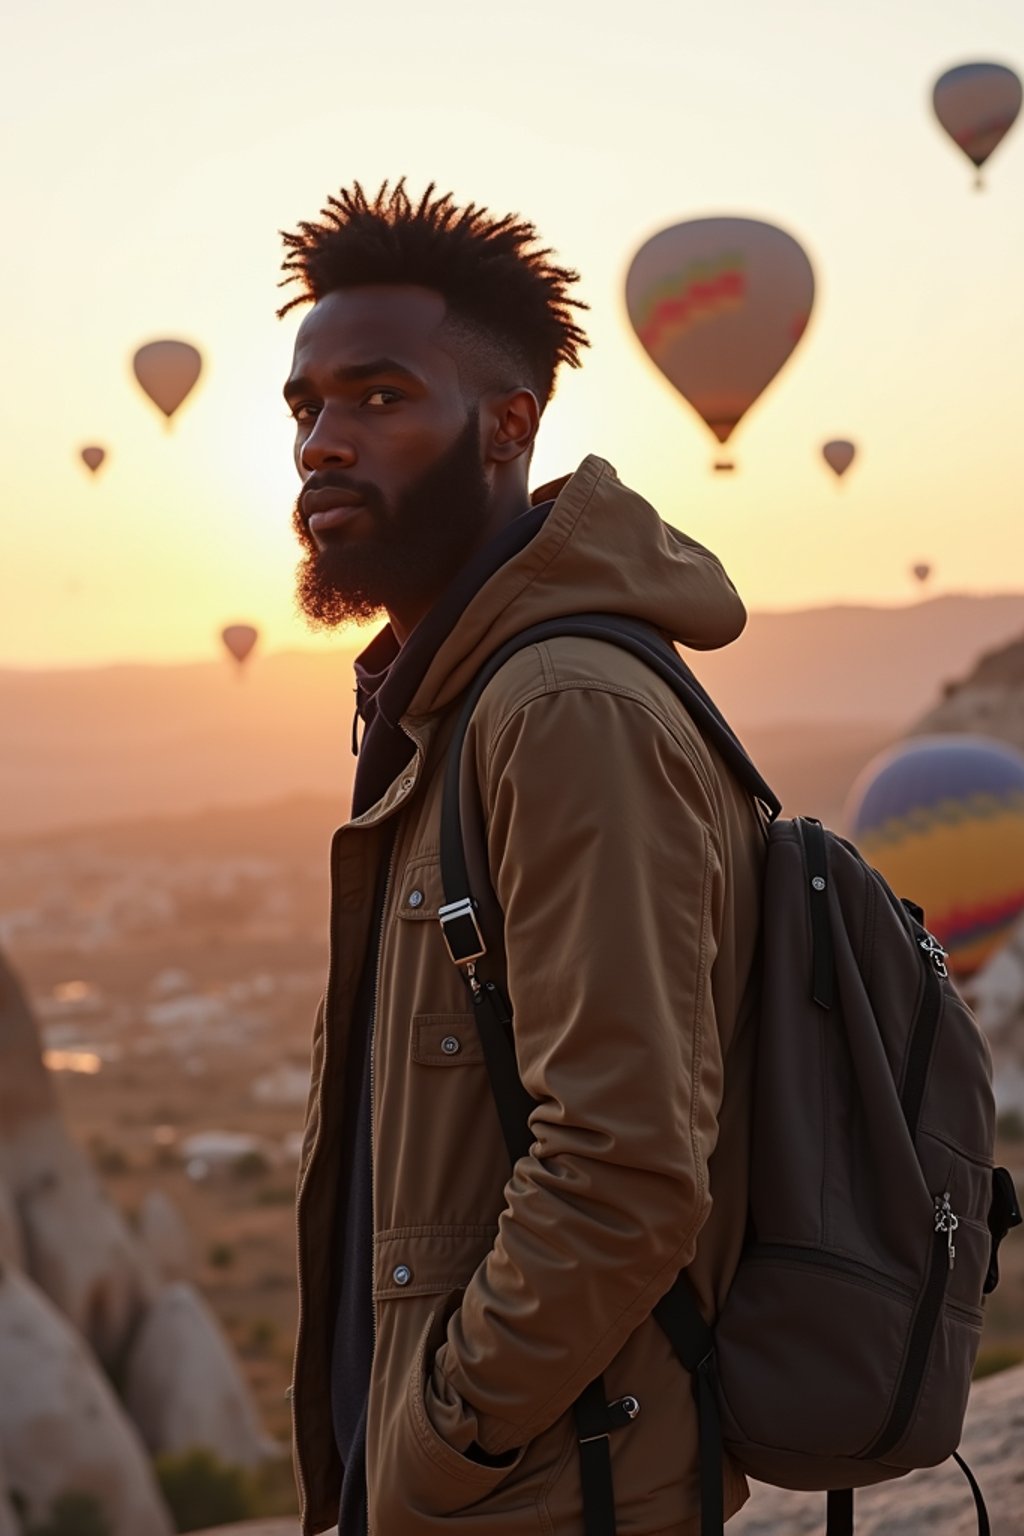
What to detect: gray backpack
<box><xmin>436</xmin><ymin>614</ymin><xmax>1022</xmax><ymax>1536</ymax></box>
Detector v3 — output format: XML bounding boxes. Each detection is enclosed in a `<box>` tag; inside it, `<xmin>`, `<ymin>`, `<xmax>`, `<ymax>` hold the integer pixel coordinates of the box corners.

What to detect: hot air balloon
<box><xmin>912</xmin><ymin>563</ymin><xmax>933</xmax><ymax>585</ymax></box>
<box><xmin>625</xmin><ymin>217</ymin><xmax>815</xmax><ymax>471</ymax></box>
<box><xmin>822</xmin><ymin>440</ymin><xmax>856</xmax><ymax>479</ymax></box>
<box><xmin>132</xmin><ymin>340</ymin><xmax>203</xmax><ymax>424</ymax></box>
<box><xmin>79</xmin><ymin>446</ymin><xmax>106</xmax><ymax>474</ymax></box>
<box><xmin>932</xmin><ymin>63</ymin><xmax>1022</xmax><ymax>187</ymax></box>
<box><xmin>846</xmin><ymin>735</ymin><xmax>1024</xmax><ymax>978</ymax></box>
<box><xmin>221</xmin><ymin>624</ymin><xmax>259</xmax><ymax>671</ymax></box>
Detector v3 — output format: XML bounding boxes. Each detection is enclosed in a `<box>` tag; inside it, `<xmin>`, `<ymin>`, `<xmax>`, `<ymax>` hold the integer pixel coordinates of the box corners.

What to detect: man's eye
<box><xmin>364</xmin><ymin>388</ymin><xmax>402</xmax><ymax>408</ymax></box>
<box><xmin>289</xmin><ymin>402</ymin><xmax>319</xmax><ymax>424</ymax></box>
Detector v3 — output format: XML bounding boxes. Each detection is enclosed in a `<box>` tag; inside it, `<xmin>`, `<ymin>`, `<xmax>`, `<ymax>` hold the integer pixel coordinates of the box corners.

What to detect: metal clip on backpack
<box><xmin>436</xmin><ymin>614</ymin><xmax>1022</xmax><ymax>1536</ymax></box>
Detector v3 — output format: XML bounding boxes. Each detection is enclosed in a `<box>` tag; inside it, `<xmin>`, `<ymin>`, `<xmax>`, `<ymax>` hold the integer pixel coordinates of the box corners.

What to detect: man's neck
<box><xmin>387</xmin><ymin>493</ymin><xmax>528</xmax><ymax>645</ymax></box>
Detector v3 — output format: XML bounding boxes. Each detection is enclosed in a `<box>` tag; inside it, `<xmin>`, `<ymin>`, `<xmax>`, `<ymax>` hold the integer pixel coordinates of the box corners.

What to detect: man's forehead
<box><xmin>292</xmin><ymin>285</ymin><xmax>450</xmax><ymax>368</ymax></box>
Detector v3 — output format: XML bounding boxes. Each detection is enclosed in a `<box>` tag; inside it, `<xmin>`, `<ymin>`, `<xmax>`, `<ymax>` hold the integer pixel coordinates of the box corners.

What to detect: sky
<box><xmin>2</xmin><ymin>0</ymin><xmax>1022</xmax><ymax>668</ymax></box>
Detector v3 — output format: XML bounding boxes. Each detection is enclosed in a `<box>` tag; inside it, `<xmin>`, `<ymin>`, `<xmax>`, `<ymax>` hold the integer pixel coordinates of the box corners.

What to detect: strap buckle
<box><xmin>577</xmin><ymin>1394</ymin><xmax>641</xmax><ymax>1442</ymax></box>
<box><xmin>438</xmin><ymin>896</ymin><xmax>488</xmax><ymax>968</ymax></box>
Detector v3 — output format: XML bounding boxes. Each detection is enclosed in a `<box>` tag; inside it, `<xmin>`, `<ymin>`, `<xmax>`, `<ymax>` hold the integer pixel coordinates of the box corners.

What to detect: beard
<box><xmin>292</xmin><ymin>409</ymin><xmax>490</xmax><ymax>630</ymax></box>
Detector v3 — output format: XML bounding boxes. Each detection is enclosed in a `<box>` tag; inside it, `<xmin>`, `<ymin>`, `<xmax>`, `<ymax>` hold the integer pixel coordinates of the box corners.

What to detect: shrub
<box><xmin>996</xmin><ymin>1108</ymin><xmax>1024</xmax><ymax>1143</ymax></box>
<box><xmin>247</xmin><ymin>1317</ymin><xmax>278</xmax><ymax>1353</ymax></box>
<box><xmin>233</xmin><ymin>1149</ymin><xmax>272</xmax><ymax>1181</ymax></box>
<box><xmin>256</xmin><ymin>1185</ymin><xmax>295</xmax><ymax>1207</ymax></box>
<box><xmin>973</xmin><ymin>1344</ymin><xmax>1024</xmax><ymax>1381</ymax></box>
<box><xmin>247</xmin><ymin>1455</ymin><xmax>300</xmax><ymax>1519</ymax></box>
<box><xmin>22</xmin><ymin>1490</ymin><xmax>113</xmax><ymax>1536</ymax></box>
<box><xmin>154</xmin><ymin>1448</ymin><xmax>254</xmax><ymax>1532</ymax></box>
<box><xmin>88</xmin><ymin>1138</ymin><xmax>129</xmax><ymax>1177</ymax></box>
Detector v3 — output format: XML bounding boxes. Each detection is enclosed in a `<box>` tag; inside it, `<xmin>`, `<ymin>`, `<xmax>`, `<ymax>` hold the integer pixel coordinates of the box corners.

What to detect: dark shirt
<box><xmin>330</xmin><ymin>502</ymin><xmax>552</xmax><ymax>1535</ymax></box>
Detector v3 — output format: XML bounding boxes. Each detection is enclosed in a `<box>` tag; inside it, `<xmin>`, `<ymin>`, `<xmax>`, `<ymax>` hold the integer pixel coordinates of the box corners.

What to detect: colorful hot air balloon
<box><xmin>132</xmin><ymin>340</ymin><xmax>203</xmax><ymax>423</ymax></box>
<box><xmin>822</xmin><ymin>440</ymin><xmax>856</xmax><ymax>479</ymax></box>
<box><xmin>932</xmin><ymin>63</ymin><xmax>1022</xmax><ymax>187</ymax></box>
<box><xmin>912</xmin><ymin>562</ymin><xmax>933</xmax><ymax>585</ymax></box>
<box><xmin>625</xmin><ymin>217</ymin><xmax>815</xmax><ymax>471</ymax></box>
<box><xmin>221</xmin><ymin>624</ymin><xmax>259</xmax><ymax>670</ymax></box>
<box><xmin>79</xmin><ymin>446</ymin><xmax>106</xmax><ymax>474</ymax></box>
<box><xmin>846</xmin><ymin>735</ymin><xmax>1024</xmax><ymax>978</ymax></box>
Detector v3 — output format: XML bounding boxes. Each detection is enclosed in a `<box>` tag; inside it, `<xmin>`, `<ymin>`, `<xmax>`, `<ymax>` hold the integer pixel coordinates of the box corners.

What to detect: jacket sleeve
<box><xmin>425</xmin><ymin>676</ymin><xmax>727</xmax><ymax>1458</ymax></box>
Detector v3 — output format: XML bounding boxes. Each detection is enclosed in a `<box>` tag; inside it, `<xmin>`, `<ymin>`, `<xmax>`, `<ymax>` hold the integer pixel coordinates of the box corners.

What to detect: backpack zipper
<box><xmin>747</xmin><ymin>1243</ymin><xmax>915</xmax><ymax>1301</ymax></box>
<box><xmin>898</xmin><ymin>944</ymin><xmax>943</xmax><ymax>1139</ymax></box>
<box><xmin>862</xmin><ymin>1204</ymin><xmax>954</xmax><ymax>1459</ymax></box>
<box><xmin>873</xmin><ymin>875</ymin><xmax>946</xmax><ymax>1142</ymax></box>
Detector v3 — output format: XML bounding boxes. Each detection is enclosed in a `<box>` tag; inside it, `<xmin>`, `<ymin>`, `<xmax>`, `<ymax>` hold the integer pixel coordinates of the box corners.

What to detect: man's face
<box><xmin>284</xmin><ymin>285</ymin><xmax>492</xmax><ymax>630</ymax></box>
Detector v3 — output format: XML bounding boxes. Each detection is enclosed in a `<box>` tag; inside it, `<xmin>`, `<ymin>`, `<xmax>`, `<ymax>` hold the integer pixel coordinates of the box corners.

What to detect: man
<box><xmin>281</xmin><ymin>180</ymin><xmax>766</xmax><ymax>1536</ymax></box>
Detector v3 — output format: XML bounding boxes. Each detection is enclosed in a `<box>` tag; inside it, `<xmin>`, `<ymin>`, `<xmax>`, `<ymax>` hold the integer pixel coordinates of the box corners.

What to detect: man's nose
<box><xmin>298</xmin><ymin>410</ymin><xmax>358</xmax><ymax>475</ymax></box>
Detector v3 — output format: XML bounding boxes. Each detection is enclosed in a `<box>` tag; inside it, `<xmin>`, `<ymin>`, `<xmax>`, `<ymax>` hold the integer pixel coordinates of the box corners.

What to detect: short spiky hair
<box><xmin>277</xmin><ymin>179</ymin><xmax>589</xmax><ymax>408</ymax></box>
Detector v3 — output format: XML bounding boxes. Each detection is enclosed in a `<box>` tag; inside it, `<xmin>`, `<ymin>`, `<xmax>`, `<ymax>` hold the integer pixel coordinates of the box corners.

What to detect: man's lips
<box><xmin>301</xmin><ymin>488</ymin><xmax>367</xmax><ymax>537</ymax></box>
<box><xmin>307</xmin><ymin>504</ymin><xmax>365</xmax><ymax>535</ymax></box>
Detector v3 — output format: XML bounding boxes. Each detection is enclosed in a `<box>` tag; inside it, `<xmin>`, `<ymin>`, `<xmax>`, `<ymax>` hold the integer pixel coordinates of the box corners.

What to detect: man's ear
<box><xmin>485</xmin><ymin>387</ymin><xmax>539</xmax><ymax>465</ymax></box>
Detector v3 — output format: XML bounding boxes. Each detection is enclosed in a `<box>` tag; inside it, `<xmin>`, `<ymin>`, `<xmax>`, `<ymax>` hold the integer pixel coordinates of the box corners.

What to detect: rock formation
<box><xmin>0</xmin><ymin>1262</ymin><xmax>174</xmax><ymax>1536</ymax></box>
<box><xmin>138</xmin><ymin>1187</ymin><xmax>195</xmax><ymax>1284</ymax></box>
<box><xmin>0</xmin><ymin>946</ymin><xmax>277</xmax><ymax>1534</ymax></box>
<box><xmin>910</xmin><ymin>633</ymin><xmax>1024</xmax><ymax>1108</ymax></box>
<box><xmin>915</xmin><ymin>629</ymin><xmax>1024</xmax><ymax>753</ymax></box>
<box><xmin>0</xmin><ymin>950</ymin><xmax>157</xmax><ymax>1369</ymax></box>
<box><xmin>124</xmin><ymin>1281</ymin><xmax>277</xmax><ymax>1467</ymax></box>
<box><xmin>0</xmin><ymin>1181</ymin><xmax>22</xmax><ymax>1272</ymax></box>
<box><xmin>0</xmin><ymin>1479</ymin><xmax>18</xmax><ymax>1536</ymax></box>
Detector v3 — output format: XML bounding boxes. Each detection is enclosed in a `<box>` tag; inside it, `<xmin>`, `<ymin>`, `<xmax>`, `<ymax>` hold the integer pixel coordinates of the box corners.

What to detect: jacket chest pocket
<box><xmin>411</xmin><ymin>1014</ymin><xmax>485</xmax><ymax>1066</ymax></box>
<box><xmin>391</xmin><ymin>854</ymin><xmax>473</xmax><ymax>1016</ymax></box>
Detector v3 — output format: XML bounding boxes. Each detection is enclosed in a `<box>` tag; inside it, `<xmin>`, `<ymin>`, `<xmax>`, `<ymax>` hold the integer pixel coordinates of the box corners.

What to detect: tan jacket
<box><xmin>292</xmin><ymin>456</ymin><xmax>767</xmax><ymax>1535</ymax></box>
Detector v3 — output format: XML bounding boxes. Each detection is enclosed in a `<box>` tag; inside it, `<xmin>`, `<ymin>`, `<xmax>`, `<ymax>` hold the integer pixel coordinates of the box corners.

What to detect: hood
<box><xmin>406</xmin><ymin>454</ymin><xmax>747</xmax><ymax>719</ymax></box>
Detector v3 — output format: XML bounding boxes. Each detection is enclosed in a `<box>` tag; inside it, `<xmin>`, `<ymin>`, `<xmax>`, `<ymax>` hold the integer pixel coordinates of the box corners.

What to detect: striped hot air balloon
<box><xmin>625</xmin><ymin>217</ymin><xmax>815</xmax><ymax>471</ymax></box>
<box><xmin>846</xmin><ymin>735</ymin><xmax>1024</xmax><ymax>977</ymax></box>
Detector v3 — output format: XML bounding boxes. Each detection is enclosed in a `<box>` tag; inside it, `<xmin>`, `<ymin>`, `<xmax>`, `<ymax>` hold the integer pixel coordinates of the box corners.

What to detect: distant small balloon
<box><xmin>822</xmin><ymin>440</ymin><xmax>856</xmax><ymax>479</ymax></box>
<box><xmin>132</xmin><ymin>340</ymin><xmax>203</xmax><ymax>422</ymax></box>
<box><xmin>932</xmin><ymin>62</ymin><xmax>1022</xmax><ymax>186</ymax></box>
<box><xmin>221</xmin><ymin>624</ymin><xmax>259</xmax><ymax>669</ymax></box>
<box><xmin>912</xmin><ymin>563</ymin><xmax>933</xmax><ymax>585</ymax></box>
<box><xmin>80</xmin><ymin>446</ymin><xmax>106</xmax><ymax>474</ymax></box>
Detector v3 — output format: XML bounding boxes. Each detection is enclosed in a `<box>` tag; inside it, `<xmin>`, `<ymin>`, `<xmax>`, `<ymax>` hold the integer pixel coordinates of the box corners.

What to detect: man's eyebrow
<box><xmin>283</xmin><ymin>358</ymin><xmax>424</xmax><ymax>400</ymax></box>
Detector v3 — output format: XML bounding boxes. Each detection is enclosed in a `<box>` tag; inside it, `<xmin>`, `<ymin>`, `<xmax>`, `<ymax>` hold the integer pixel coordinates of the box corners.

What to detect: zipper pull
<box><xmin>934</xmin><ymin>1191</ymin><xmax>959</xmax><ymax>1270</ymax></box>
<box><xmin>919</xmin><ymin>933</ymin><xmax>949</xmax><ymax>978</ymax></box>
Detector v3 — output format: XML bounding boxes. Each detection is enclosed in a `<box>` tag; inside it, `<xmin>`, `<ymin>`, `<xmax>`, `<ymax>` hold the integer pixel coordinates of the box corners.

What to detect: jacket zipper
<box><xmin>293</xmin><ymin>826</ymin><xmax>345</xmax><ymax>1531</ymax></box>
<box><xmin>366</xmin><ymin>834</ymin><xmax>398</xmax><ymax>1536</ymax></box>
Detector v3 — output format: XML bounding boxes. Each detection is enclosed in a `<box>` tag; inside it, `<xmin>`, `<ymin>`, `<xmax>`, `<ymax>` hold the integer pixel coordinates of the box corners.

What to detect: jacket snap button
<box><xmin>393</xmin><ymin>1264</ymin><xmax>412</xmax><ymax>1286</ymax></box>
<box><xmin>441</xmin><ymin>1035</ymin><xmax>461</xmax><ymax>1055</ymax></box>
<box><xmin>399</xmin><ymin>777</ymin><xmax>414</xmax><ymax>794</ymax></box>
<box><xmin>407</xmin><ymin>889</ymin><xmax>424</xmax><ymax>909</ymax></box>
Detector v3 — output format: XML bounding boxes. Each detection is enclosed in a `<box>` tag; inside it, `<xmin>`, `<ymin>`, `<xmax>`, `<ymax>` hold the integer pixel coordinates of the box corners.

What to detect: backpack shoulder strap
<box><xmin>438</xmin><ymin>612</ymin><xmax>779</xmax><ymax>957</ymax></box>
<box><xmin>435</xmin><ymin>613</ymin><xmax>755</xmax><ymax>1536</ymax></box>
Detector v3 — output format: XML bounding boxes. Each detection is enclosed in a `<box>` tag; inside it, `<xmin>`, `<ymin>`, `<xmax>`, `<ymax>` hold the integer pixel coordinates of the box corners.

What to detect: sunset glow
<box><xmin>4</xmin><ymin>0</ymin><xmax>1023</xmax><ymax>668</ymax></box>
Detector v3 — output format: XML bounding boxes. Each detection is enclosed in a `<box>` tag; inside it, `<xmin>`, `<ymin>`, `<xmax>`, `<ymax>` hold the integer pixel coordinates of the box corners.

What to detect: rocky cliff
<box><xmin>0</xmin><ymin>949</ymin><xmax>276</xmax><ymax>1534</ymax></box>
